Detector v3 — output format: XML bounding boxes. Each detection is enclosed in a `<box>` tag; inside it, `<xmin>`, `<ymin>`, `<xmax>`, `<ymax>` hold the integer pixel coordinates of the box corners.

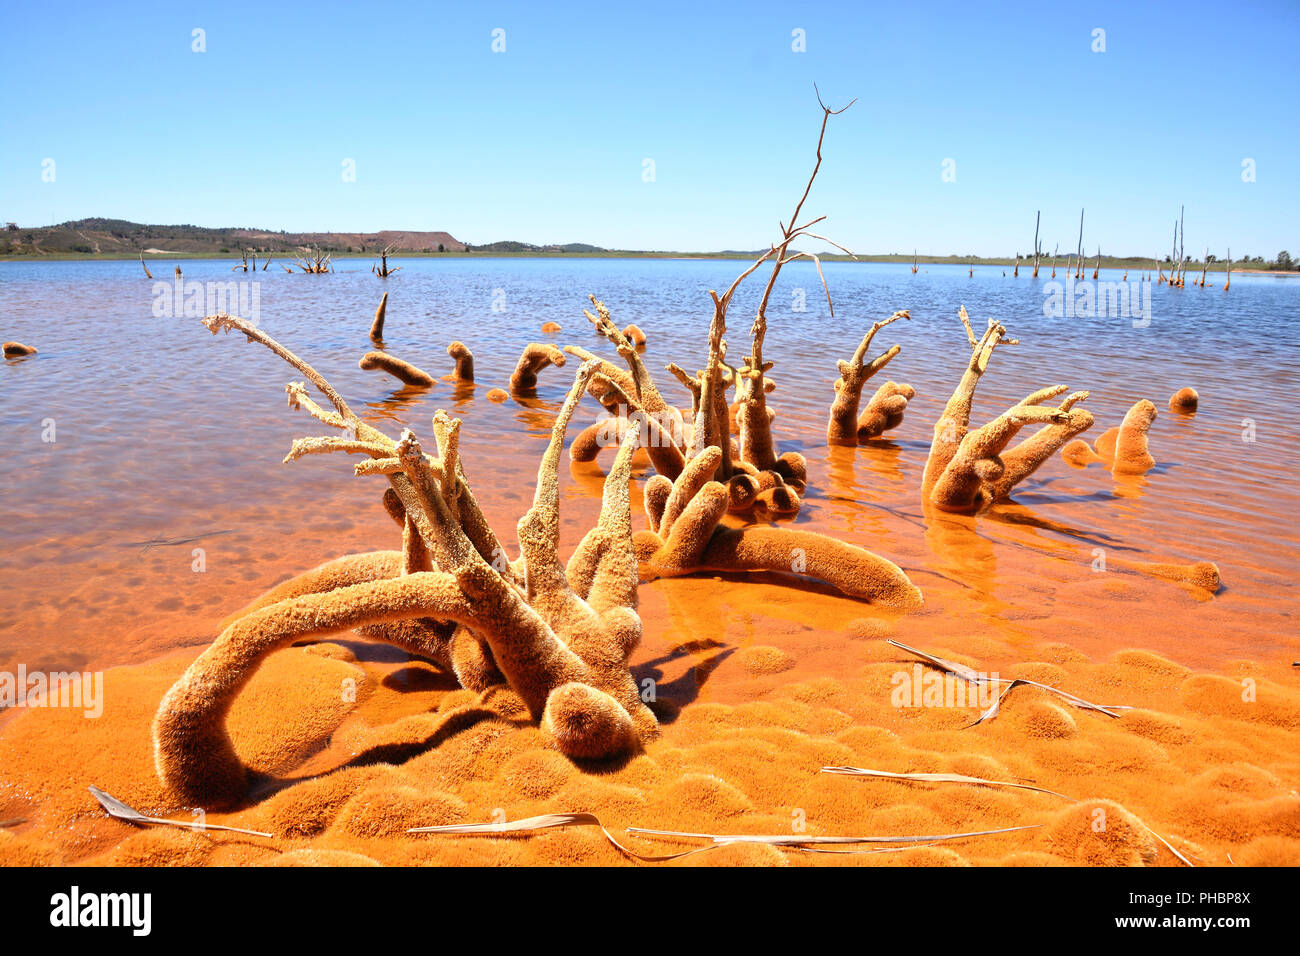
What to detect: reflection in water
<box><xmin>1112</xmin><ymin>471</ymin><xmax>1152</xmax><ymax>500</ymax></box>
<box><xmin>442</xmin><ymin>379</ymin><xmax>478</xmax><ymax>410</ymax></box>
<box><xmin>921</xmin><ymin>505</ymin><xmax>999</xmax><ymax>599</ymax></box>
<box><xmin>511</xmin><ymin>395</ymin><xmax>562</xmax><ymax>436</ymax></box>
<box><xmin>361</xmin><ymin>383</ymin><xmax>434</xmax><ymax>428</ymax></box>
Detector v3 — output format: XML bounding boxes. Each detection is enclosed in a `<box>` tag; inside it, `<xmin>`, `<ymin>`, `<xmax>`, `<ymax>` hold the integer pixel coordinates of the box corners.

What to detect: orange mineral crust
<box><xmin>2</xmin><ymin>625</ymin><xmax>1298</xmax><ymax>867</ymax></box>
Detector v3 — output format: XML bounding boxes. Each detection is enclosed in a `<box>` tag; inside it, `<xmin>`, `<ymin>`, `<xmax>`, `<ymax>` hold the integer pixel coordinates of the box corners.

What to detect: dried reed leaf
<box><xmin>819</xmin><ymin>767</ymin><xmax>1192</xmax><ymax>866</ymax></box>
<box><xmin>88</xmin><ymin>786</ymin><xmax>271</xmax><ymax>838</ymax></box>
<box><xmin>626</xmin><ymin>823</ymin><xmax>1039</xmax><ymax>847</ymax></box>
<box><xmin>409</xmin><ymin>812</ymin><xmax>713</xmax><ymax>862</ymax></box>
<box><xmin>412</xmin><ymin>812</ymin><xmax>1036</xmax><ymax>861</ymax></box>
<box><xmin>885</xmin><ymin>639</ymin><xmax>1128</xmax><ymax>720</ymax></box>
<box><xmin>886</xmin><ymin>638</ymin><xmax>989</xmax><ymax>686</ymax></box>
<box><xmin>1144</xmin><ymin>826</ymin><xmax>1196</xmax><ymax>867</ymax></box>
<box><xmin>821</xmin><ymin>766</ymin><xmax>1070</xmax><ymax>800</ymax></box>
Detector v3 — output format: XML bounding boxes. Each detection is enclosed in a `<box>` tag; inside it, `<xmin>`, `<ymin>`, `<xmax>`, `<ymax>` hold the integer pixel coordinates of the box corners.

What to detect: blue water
<box><xmin>1</xmin><ymin>256</ymin><xmax>1297</xmax><ymax>674</ymax></box>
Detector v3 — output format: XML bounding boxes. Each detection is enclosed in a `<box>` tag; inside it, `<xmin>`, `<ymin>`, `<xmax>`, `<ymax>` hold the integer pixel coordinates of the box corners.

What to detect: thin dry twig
<box><xmin>820</xmin><ymin>765</ymin><xmax>1195</xmax><ymax>867</ymax></box>
<box><xmin>409</xmin><ymin>812</ymin><xmax>714</xmax><ymax>862</ymax></box>
<box><xmin>409</xmin><ymin>811</ymin><xmax>1038</xmax><ymax>862</ymax></box>
<box><xmin>885</xmin><ymin>639</ymin><xmax>1130</xmax><ymax>719</ymax></box>
<box><xmin>88</xmin><ymin>786</ymin><xmax>272</xmax><ymax>838</ymax></box>
<box><xmin>821</xmin><ymin>766</ymin><xmax>1071</xmax><ymax>800</ymax></box>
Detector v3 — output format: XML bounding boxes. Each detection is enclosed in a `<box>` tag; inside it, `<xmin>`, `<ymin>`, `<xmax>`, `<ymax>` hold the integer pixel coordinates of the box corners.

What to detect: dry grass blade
<box><xmin>88</xmin><ymin>786</ymin><xmax>272</xmax><ymax>838</ymax></box>
<box><xmin>408</xmin><ymin>812</ymin><xmax>715</xmax><ymax>863</ymax></box>
<box><xmin>626</xmin><ymin>823</ymin><xmax>1039</xmax><ymax>847</ymax></box>
<box><xmin>821</xmin><ymin>766</ymin><xmax>1071</xmax><ymax>800</ymax></box>
<box><xmin>411</xmin><ymin>812</ymin><xmax>1036</xmax><ymax>861</ymax></box>
<box><xmin>819</xmin><ymin>769</ymin><xmax>1192</xmax><ymax>866</ymax></box>
<box><xmin>969</xmin><ymin>679</ymin><xmax>1022</xmax><ymax>726</ymax></box>
<box><xmin>1144</xmin><ymin>827</ymin><xmax>1196</xmax><ymax>867</ymax></box>
<box><xmin>1015</xmin><ymin>679</ymin><xmax>1129</xmax><ymax>716</ymax></box>
<box><xmin>885</xmin><ymin>639</ymin><xmax>1128</xmax><ymax>720</ymax></box>
<box><xmin>885</xmin><ymin>638</ymin><xmax>990</xmax><ymax>686</ymax></box>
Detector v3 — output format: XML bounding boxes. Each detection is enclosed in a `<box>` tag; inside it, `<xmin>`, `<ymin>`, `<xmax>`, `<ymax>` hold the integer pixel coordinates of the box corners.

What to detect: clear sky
<box><xmin>2</xmin><ymin>0</ymin><xmax>1296</xmax><ymax>258</ymax></box>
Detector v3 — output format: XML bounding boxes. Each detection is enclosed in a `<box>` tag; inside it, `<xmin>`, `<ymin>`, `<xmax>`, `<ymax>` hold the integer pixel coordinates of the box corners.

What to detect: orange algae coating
<box><xmin>358</xmin><ymin>351</ymin><xmax>436</xmax><ymax>387</ymax></box>
<box><xmin>1169</xmin><ymin>387</ymin><xmax>1199</xmax><ymax>412</ymax></box>
<box><xmin>446</xmin><ymin>341</ymin><xmax>475</xmax><ymax>381</ymax></box>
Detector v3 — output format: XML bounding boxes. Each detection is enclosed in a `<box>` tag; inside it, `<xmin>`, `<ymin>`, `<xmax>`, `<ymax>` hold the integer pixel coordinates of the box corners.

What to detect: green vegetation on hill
<box><xmin>0</xmin><ymin>220</ymin><xmax>1293</xmax><ymax>273</ymax></box>
<box><xmin>464</xmin><ymin>240</ymin><xmax>608</xmax><ymax>254</ymax></box>
<box><xmin>0</xmin><ymin>219</ymin><xmax>465</xmax><ymax>258</ymax></box>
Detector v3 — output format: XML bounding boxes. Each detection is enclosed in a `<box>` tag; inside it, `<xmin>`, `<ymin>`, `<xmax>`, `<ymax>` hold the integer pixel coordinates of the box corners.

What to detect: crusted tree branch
<box><xmin>923</xmin><ymin>314</ymin><xmax>1093</xmax><ymax>513</ymax></box>
<box><xmin>826</xmin><ymin>310</ymin><xmax>910</xmax><ymax>445</ymax></box>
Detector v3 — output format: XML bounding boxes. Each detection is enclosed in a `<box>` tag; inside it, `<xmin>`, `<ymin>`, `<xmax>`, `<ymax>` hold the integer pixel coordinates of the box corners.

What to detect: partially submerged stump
<box><xmin>1062</xmin><ymin>400</ymin><xmax>1157</xmax><ymax>476</ymax></box>
<box><xmin>369</xmin><ymin>292</ymin><xmax>388</xmax><ymax>344</ymax></box>
<box><xmin>566</xmin><ymin>94</ymin><xmax>861</xmax><ymax>519</ymax></box>
<box><xmin>446</xmin><ymin>342</ymin><xmax>474</xmax><ymax>381</ymax></box>
<box><xmin>510</xmin><ymin>343</ymin><xmax>566</xmax><ymax>393</ymax></box>
<box><xmin>155</xmin><ymin>316</ymin><xmax>659</xmax><ymax>806</ymax></box>
<box><xmin>633</xmin><ymin>445</ymin><xmax>922</xmax><ymax>609</ymax></box>
<box><xmin>373</xmin><ymin>243</ymin><xmax>401</xmax><ymax>278</ymax></box>
<box><xmin>826</xmin><ymin>311</ymin><xmax>911</xmax><ymax>445</ymax></box>
<box><xmin>293</xmin><ymin>248</ymin><xmax>332</xmax><ymax>274</ymax></box>
<box><xmin>359</xmin><ymin>351</ymin><xmax>436</xmax><ymax>387</ymax></box>
<box><xmin>1169</xmin><ymin>387</ymin><xmax>1199</xmax><ymax>413</ymax></box>
<box><xmin>922</xmin><ymin>307</ymin><xmax>1093</xmax><ymax>514</ymax></box>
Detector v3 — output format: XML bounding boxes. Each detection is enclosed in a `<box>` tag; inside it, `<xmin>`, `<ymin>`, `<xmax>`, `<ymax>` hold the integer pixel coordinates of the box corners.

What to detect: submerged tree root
<box><xmin>154</xmin><ymin>315</ymin><xmax>658</xmax><ymax>807</ymax></box>
<box><xmin>510</xmin><ymin>343</ymin><xmax>566</xmax><ymax>393</ymax></box>
<box><xmin>827</xmin><ymin>311</ymin><xmax>912</xmax><ymax>445</ymax></box>
<box><xmin>632</xmin><ymin>445</ymin><xmax>923</xmax><ymax>608</ymax></box>
<box><xmin>446</xmin><ymin>341</ymin><xmax>474</xmax><ymax>381</ymax></box>
<box><xmin>922</xmin><ymin>307</ymin><xmax>1094</xmax><ymax>514</ymax></box>
<box><xmin>1061</xmin><ymin>400</ymin><xmax>1157</xmax><ymax>476</ymax></box>
<box><xmin>359</xmin><ymin>351</ymin><xmax>436</xmax><ymax>387</ymax></box>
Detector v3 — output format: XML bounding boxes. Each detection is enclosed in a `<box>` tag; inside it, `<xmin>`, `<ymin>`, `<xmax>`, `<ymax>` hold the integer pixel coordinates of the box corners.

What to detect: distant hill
<box><xmin>0</xmin><ymin>218</ymin><xmax>466</xmax><ymax>257</ymax></box>
<box><xmin>464</xmin><ymin>240</ymin><xmax>609</xmax><ymax>254</ymax></box>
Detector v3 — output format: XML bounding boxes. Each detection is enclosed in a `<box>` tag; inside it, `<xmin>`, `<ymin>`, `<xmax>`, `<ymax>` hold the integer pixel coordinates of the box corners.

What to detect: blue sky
<box><xmin>2</xmin><ymin>0</ymin><xmax>1296</xmax><ymax>257</ymax></box>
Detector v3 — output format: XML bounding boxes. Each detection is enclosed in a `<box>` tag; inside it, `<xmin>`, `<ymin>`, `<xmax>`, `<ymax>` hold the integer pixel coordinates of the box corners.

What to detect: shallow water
<box><xmin>1</xmin><ymin>257</ymin><xmax>1297</xmax><ymax>685</ymax></box>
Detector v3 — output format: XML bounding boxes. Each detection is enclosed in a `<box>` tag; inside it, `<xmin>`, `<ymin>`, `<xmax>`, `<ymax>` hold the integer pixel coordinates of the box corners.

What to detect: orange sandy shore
<box><xmin>2</xmin><ymin>556</ymin><xmax>1297</xmax><ymax>867</ymax></box>
<box><xmin>1</xmin><ymin>327</ymin><xmax>1298</xmax><ymax>866</ymax></box>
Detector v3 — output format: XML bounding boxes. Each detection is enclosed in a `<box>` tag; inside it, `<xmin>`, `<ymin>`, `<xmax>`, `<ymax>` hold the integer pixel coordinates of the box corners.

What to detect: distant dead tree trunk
<box><xmin>294</xmin><ymin>248</ymin><xmax>332</xmax><ymax>274</ymax></box>
<box><xmin>375</xmin><ymin>243</ymin><xmax>402</xmax><ymax>278</ymax></box>
<box><xmin>1075</xmin><ymin>209</ymin><xmax>1085</xmax><ymax>279</ymax></box>
<box><xmin>1031</xmin><ymin>211</ymin><xmax>1041</xmax><ymax>277</ymax></box>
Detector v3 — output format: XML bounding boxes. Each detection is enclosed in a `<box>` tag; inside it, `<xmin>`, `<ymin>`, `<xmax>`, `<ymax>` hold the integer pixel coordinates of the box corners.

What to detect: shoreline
<box><xmin>0</xmin><ymin>251</ymin><xmax>1294</xmax><ymax>275</ymax></box>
